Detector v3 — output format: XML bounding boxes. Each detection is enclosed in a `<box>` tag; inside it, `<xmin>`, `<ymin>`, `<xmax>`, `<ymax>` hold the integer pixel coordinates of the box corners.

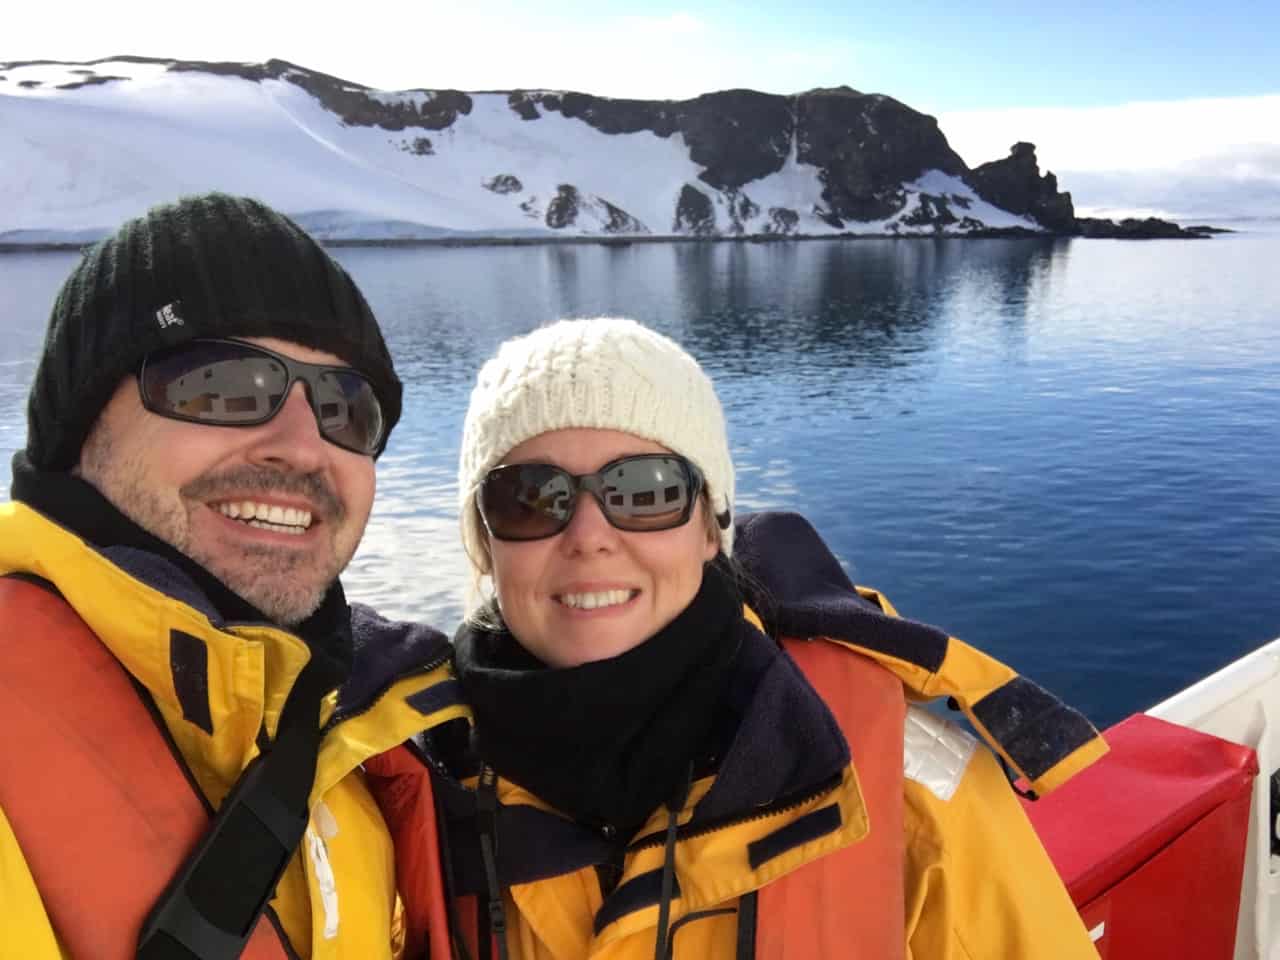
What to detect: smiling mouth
<box><xmin>556</xmin><ymin>589</ymin><xmax>639</xmax><ymax>610</ymax></box>
<box><xmin>214</xmin><ymin>500</ymin><xmax>314</xmax><ymax>536</ymax></box>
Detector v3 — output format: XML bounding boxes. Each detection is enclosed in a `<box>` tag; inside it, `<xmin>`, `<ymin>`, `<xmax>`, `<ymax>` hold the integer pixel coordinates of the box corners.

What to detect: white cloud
<box><xmin>937</xmin><ymin>94</ymin><xmax>1280</xmax><ymax>221</ymax></box>
<box><xmin>938</xmin><ymin>94</ymin><xmax>1280</xmax><ymax>174</ymax></box>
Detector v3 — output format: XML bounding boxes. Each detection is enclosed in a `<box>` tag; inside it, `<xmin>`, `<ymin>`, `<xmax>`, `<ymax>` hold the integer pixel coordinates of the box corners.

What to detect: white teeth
<box><xmin>247</xmin><ymin>519</ymin><xmax>306</xmax><ymax>536</ymax></box>
<box><xmin>559</xmin><ymin>590</ymin><xmax>634</xmax><ymax>610</ymax></box>
<box><xmin>215</xmin><ymin>501</ymin><xmax>313</xmax><ymax>531</ymax></box>
<box><xmin>282</xmin><ymin>507</ymin><xmax>312</xmax><ymax>527</ymax></box>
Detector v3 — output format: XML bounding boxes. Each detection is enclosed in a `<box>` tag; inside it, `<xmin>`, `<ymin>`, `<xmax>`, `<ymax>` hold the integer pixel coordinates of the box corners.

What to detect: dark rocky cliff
<box><xmin>257</xmin><ymin>67</ymin><xmax>1209</xmax><ymax>237</ymax></box>
<box><xmin>965</xmin><ymin>143</ymin><xmax>1209</xmax><ymax>238</ymax></box>
<box><xmin>967</xmin><ymin>142</ymin><xmax>1076</xmax><ymax>232</ymax></box>
<box><xmin>527</xmin><ymin>85</ymin><xmax>969</xmax><ymax>227</ymax></box>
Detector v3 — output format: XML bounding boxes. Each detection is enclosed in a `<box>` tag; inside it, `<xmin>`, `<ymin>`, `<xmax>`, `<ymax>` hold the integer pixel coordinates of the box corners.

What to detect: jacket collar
<box><xmin>0</xmin><ymin>501</ymin><xmax>466</xmax><ymax>807</ymax></box>
<box><xmin>429</xmin><ymin>614</ymin><xmax>866</xmax><ymax>948</ymax></box>
<box><xmin>10</xmin><ymin>452</ymin><xmax>353</xmax><ymax>681</ymax></box>
<box><xmin>734</xmin><ymin>510</ymin><xmax>1108</xmax><ymax>795</ymax></box>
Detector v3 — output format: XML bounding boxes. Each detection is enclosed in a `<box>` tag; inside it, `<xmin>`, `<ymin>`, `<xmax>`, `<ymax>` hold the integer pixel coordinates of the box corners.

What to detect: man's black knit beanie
<box><xmin>25</xmin><ymin>192</ymin><xmax>403</xmax><ymax>470</ymax></box>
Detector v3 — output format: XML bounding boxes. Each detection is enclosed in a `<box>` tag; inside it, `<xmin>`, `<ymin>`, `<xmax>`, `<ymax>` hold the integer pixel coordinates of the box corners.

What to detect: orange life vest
<box><xmin>365</xmin><ymin>634</ymin><xmax>908</xmax><ymax>959</ymax></box>
<box><xmin>0</xmin><ymin>576</ymin><xmax>290</xmax><ymax>960</ymax></box>
<box><xmin>0</xmin><ymin>570</ymin><xmax>908</xmax><ymax>958</ymax></box>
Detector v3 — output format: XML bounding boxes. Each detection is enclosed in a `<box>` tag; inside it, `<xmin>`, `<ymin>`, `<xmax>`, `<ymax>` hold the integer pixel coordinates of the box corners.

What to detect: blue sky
<box><xmin>4</xmin><ymin>1</ymin><xmax>1275</xmax><ymax>108</ymax></box>
<box><xmin>561</xmin><ymin>0</ymin><xmax>1280</xmax><ymax>110</ymax></box>
<box><xmin>4</xmin><ymin>1</ymin><xmax>1278</xmax><ymax>217</ymax></box>
<box><xmin>752</xmin><ymin>2</ymin><xmax>1279</xmax><ymax>109</ymax></box>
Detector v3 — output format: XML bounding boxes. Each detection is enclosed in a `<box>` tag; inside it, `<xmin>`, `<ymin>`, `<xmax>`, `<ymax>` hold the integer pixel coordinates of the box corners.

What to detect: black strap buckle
<box><xmin>475</xmin><ymin>765</ymin><xmax>510</xmax><ymax>960</ymax></box>
<box><xmin>137</xmin><ymin>753</ymin><xmax>309</xmax><ymax>959</ymax></box>
<box><xmin>137</xmin><ymin>757</ymin><xmax>309</xmax><ymax>960</ymax></box>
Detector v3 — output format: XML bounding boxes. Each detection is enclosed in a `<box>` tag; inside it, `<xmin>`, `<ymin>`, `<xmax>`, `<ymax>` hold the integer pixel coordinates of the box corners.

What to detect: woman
<box><xmin>368</xmin><ymin>317</ymin><xmax>1105</xmax><ymax>959</ymax></box>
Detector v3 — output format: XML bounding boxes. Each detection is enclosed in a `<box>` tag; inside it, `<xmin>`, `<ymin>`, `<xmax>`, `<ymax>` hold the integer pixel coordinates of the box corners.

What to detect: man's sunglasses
<box><xmin>479</xmin><ymin>454</ymin><xmax>704</xmax><ymax>541</ymax></box>
<box><xmin>138</xmin><ymin>338</ymin><xmax>387</xmax><ymax>456</ymax></box>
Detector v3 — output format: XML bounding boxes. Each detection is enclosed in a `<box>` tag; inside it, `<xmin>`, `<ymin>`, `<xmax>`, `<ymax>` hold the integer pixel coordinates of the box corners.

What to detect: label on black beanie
<box><xmin>155</xmin><ymin>301</ymin><xmax>186</xmax><ymax>336</ymax></box>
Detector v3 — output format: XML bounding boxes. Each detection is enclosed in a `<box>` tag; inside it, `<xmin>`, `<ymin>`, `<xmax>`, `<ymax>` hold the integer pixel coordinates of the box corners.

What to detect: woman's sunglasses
<box><xmin>138</xmin><ymin>338</ymin><xmax>387</xmax><ymax>456</ymax></box>
<box><xmin>479</xmin><ymin>454</ymin><xmax>704</xmax><ymax>541</ymax></box>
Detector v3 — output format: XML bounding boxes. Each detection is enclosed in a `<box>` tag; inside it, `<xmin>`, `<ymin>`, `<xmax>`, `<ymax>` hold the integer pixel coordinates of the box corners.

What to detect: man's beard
<box><xmin>179</xmin><ymin>466</ymin><xmax>349</xmax><ymax>625</ymax></box>
<box><xmin>183</xmin><ymin>515</ymin><xmax>339</xmax><ymax>625</ymax></box>
<box><xmin>81</xmin><ymin>431</ymin><xmax>354</xmax><ymax>625</ymax></box>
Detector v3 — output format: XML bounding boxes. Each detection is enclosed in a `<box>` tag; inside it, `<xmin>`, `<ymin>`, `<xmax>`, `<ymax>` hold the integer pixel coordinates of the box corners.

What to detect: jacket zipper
<box><xmin>626</xmin><ymin>772</ymin><xmax>844</xmax><ymax>853</ymax></box>
<box><xmin>321</xmin><ymin>644</ymin><xmax>454</xmax><ymax>734</ymax></box>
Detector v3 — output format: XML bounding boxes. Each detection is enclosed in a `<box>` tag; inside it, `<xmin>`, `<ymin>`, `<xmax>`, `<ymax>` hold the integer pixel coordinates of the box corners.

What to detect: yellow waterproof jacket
<box><xmin>0</xmin><ymin>501</ymin><xmax>468</xmax><ymax>960</ymax></box>
<box><xmin>378</xmin><ymin>512</ymin><xmax>1106</xmax><ymax>959</ymax></box>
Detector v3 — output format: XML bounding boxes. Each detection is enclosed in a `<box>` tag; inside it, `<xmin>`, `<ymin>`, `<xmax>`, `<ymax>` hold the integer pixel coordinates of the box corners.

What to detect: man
<box><xmin>0</xmin><ymin>194</ymin><xmax>462</xmax><ymax>959</ymax></box>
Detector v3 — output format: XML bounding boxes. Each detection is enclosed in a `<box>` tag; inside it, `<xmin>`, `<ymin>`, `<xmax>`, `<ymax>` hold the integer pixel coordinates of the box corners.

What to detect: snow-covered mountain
<box><xmin>1</xmin><ymin>57</ymin><xmax>1077</xmax><ymax>243</ymax></box>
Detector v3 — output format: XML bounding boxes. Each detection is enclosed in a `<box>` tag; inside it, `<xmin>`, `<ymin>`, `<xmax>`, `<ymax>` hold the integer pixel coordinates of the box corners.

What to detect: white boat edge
<box><xmin>1147</xmin><ymin>637</ymin><xmax>1280</xmax><ymax>960</ymax></box>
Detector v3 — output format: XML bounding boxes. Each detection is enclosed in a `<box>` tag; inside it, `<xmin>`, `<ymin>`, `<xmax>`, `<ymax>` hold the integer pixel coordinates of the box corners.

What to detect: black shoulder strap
<box><xmin>736</xmin><ymin>891</ymin><xmax>758</xmax><ymax>960</ymax></box>
<box><xmin>137</xmin><ymin>660</ymin><xmax>331</xmax><ymax>960</ymax></box>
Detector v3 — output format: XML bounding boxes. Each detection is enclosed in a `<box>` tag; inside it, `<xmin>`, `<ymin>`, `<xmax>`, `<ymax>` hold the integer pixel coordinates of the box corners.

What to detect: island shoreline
<box><xmin>0</xmin><ymin>225</ymin><xmax>1230</xmax><ymax>255</ymax></box>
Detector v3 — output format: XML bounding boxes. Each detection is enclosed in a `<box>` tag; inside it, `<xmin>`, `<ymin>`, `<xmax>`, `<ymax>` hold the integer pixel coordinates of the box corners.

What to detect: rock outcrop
<box><xmin>483</xmin><ymin>174</ymin><xmax>523</xmax><ymax>195</ymax></box>
<box><xmin>967</xmin><ymin>142</ymin><xmax>1076</xmax><ymax>232</ymax></box>
<box><xmin>1075</xmin><ymin>217</ymin><xmax>1215</xmax><ymax>239</ymax></box>
<box><xmin>543</xmin><ymin>184</ymin><xmax>647</xmax><ymax>233</ymax></box>
<box><xmin>673</xmin><ymin>185</ymin><xmax>716</xmax><ymax>235</ymax></box>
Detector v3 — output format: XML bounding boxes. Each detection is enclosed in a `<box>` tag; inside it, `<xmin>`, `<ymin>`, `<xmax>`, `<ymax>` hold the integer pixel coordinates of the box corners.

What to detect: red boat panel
<box><xmin>1024</xmin><ymin>713</ymin><xmax>1258</xmax><ymax>959</ymax></box>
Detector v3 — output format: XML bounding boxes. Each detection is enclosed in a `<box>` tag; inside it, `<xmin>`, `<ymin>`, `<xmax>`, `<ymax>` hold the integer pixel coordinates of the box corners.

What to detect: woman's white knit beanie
<box><xmin>459</xmin><ymin>318</ymin><xmax>735</xmax><ymax>571</ymax></box>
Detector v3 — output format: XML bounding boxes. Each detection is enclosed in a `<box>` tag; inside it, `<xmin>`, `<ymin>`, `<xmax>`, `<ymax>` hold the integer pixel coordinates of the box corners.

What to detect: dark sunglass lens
<box><xmin>482</xmin><ymin>465</ymin><xmax>575</xmax><ymax>539</ymax></box>
<box><xmin>316</xmin><ymin>371</ymin><xmax>385</xmax><ymax>455</ymax></box>
<box><xmin>600</xmin><ymin>457</ymin><xmax>693</xmax><ymax>531</ymax></box>
<box><xmin>141</xmin><ymin>342</ymin><xmax>288</xmax><ymax>423</ymax></box>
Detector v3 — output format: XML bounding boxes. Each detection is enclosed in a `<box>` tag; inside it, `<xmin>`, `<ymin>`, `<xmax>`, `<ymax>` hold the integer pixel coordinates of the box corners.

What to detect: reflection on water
<box><xmin>3</xmin><ymin>235</ymin><xmax>1278</xmax><ymax>727</ymax></box>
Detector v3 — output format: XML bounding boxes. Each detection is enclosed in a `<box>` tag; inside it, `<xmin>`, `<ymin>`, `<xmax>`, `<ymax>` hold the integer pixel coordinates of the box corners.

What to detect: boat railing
<box><xmin>1148</xmin><ymin>637</ymin><xmax>1280</xmax><ymax>960</ymax></box>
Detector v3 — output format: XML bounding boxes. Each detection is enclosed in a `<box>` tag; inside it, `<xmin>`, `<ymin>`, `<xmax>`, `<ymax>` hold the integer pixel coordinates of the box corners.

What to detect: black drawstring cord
<box><xmin>654</xmin><ymin>762</ymin><xmax>694</xmax><ymax>960</ymax></box>
<box><xmin>433</xmin><ymin>779</ymin><xmax>474</xmax><ymax>960</ymax></box>
<box><xmin>477</xmin><ymin>766</ymin><xmax>510</xmax><ymax>960</ymax></box>
<box><xmin>654</xmin><ymin>811</ymin><xmax>680</xmax><ymax>960</ymax></box>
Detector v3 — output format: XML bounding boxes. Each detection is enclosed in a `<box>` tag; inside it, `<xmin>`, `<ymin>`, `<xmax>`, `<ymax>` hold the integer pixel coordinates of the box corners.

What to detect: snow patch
<box><xmin>903</xmin><ymin>170</ymin><xmax>1043</xmax><ymax>231</ymax></box>
<box><xmin>365</xmin><ymin>89</ymin><xmax>435</xmax><ymax>110</ymax></box>
<box><xmin>1</xmin><ymin>59</ymin><xmax>171</xmax><ymax>91</ymax></box>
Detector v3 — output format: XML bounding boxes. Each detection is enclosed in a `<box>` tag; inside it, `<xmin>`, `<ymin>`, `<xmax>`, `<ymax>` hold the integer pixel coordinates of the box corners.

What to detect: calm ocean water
<box><xmin>2</xmin><ymin>232</ymin><xmax>1277</xmax><ymax>728</ymax></box>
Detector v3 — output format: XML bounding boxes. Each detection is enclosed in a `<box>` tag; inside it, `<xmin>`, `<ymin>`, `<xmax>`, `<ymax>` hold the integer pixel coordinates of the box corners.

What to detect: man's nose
<box><xmin>245</xmin><ymin>382</ymin><xmax>328</xmax><ymax>471</ymax></box>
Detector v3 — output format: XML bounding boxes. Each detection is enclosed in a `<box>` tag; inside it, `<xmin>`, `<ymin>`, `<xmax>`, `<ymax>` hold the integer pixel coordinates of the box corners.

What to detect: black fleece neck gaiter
<box><xmin>453</xmin><ymin>561</ymin><xmax>743</xmax><ymax>837</ymax></box>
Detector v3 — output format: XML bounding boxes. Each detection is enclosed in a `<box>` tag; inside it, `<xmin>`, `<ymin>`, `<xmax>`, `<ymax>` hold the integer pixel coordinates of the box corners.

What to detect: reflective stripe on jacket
<box><xmin>0</xmin><ymin>501</ymin><xmax>468</xmax><ymax>960</ymax></box>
